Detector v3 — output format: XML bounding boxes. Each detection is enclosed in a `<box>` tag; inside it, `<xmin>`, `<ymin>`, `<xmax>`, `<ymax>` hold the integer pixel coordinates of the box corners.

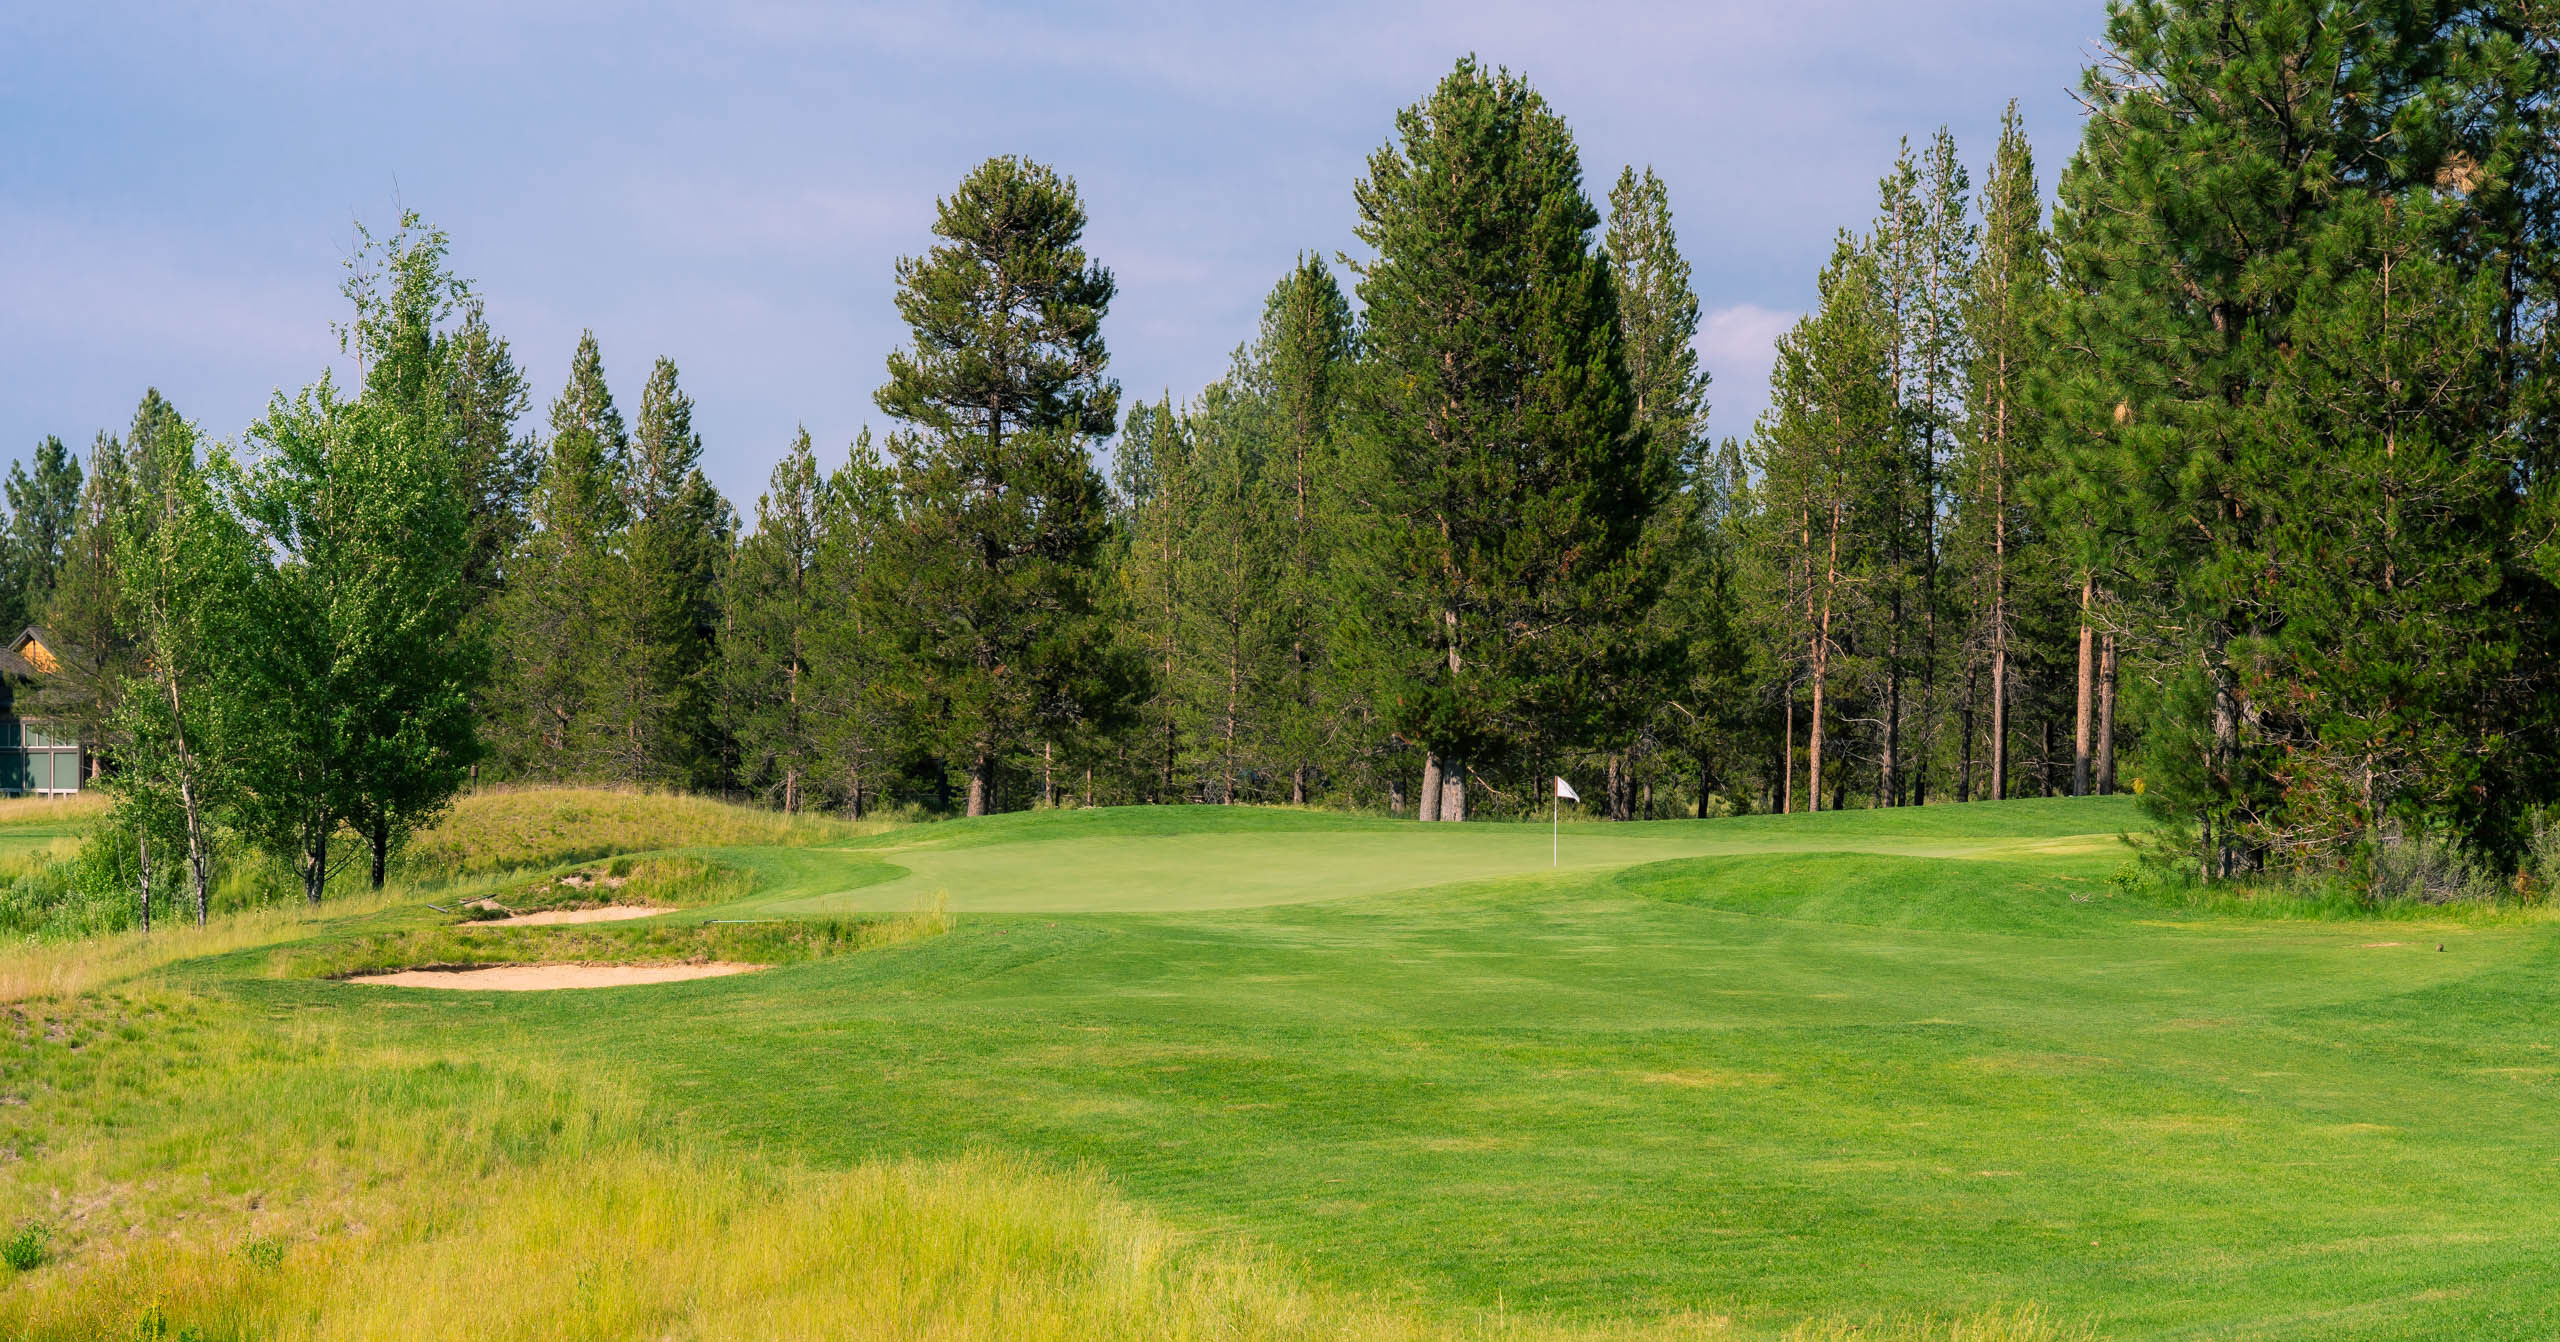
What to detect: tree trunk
<box><xmin>967</xmin><ymin>752</ymin><xmax>994</xmax><ymax>817</ymax></box>
<box><xmin>1807</xmin><ymin>663</ymin><xmax>1828</xmax><ymax>814</ymax></box>
<box><xmin>2098</xmin><ymin>634</ymin><xmax>2118</xmax><ymax>794</ymax></box>
<box><xmin>1085</xmin><ymin>766</ymin><xmax>1094</xmax><ymax>809</ymax></box>
<box><xmin>1390</xmin><ymin>776</ymin><xmax>1406</xmax><ymax>818</ymax></box>
<box><xmin>1782</xmin><ymin>690</ymin><xmax>1796</xmax><ymax>815</ymax></box>
<box><xmin>370</xmin><ymin>813</ymin><xmax>389</xmax><ymax>892</ymax></box>
<box><xmin>1293</xmin><ymin>763</ymin><xmax>1306</xmax><ymax>807</ymax></box>
<box><xmin>2073</xmin><ymin>572</ymin><xmax>2095</xmax><ymax>797</ymax></box>
<box><xmin>1958</xmin><ymin>664</ymin><xmax>1977</xmax><ymax>803</ymax></box>
<box><xmin>1606</xmin><ymin>754</ymin><xmax>1626</xmax><ymax>822</ymax></box>
<box><xmin>1440</xmin><ymin>756</ymin><xmax>1467</xmax><ymax>822</ymax></box>
<box><xmin>1697</xmin><ymin>752</ymin><xmax>1713</xmax><ymax>819</ymax></box>
<box><xmin>1990</xmin><ymin>644</ymin><xmax>2009</xmax><ymax>802</ymax></box>
<box><xmin>1044</xmin><ymin>741</ymin><xmax>1057</xmax><ymax>809</ymax></box>
<box><xmin>136</xmin><ymin>830</ymin><xmax>152</xmax><ymax>935</ymax></box>
<box><xmin>1881</xmin><ymin>618</ymin><xmax>1901</xmax><ymax>807</ymax></box>
<box><xmin>303</xmin><ymin>828</ymin><xmax>329</xmax><ymax>906</ymax></box>
<box><xmin>1418</xmin><ymin>754</ymin><xmax>1443</xmax><ymax>823</ymax></box>
<box><xmin>783</xmin><ymin>766</ymin><xmax>799</xmax><ymax>815</ymax></box>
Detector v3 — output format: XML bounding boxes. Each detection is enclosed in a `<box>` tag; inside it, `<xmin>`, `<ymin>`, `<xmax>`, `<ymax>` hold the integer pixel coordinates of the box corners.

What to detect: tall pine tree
<box><xmin>1346</xmin><ymin>58</ymin><xmax>1663</xmax><ymax>822</ymax></box>
<box><xmin>867</xmin><ymin>156</ymin><xmax>1132</xmax><ymax>815</ymax></box>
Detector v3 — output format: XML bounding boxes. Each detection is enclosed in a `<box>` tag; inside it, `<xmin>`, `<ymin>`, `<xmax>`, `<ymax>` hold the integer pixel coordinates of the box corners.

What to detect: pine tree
<box><xmin>591</xmin><ymin>357</ymin><xmax>731</xmax><ymax>787</ymax></box>
<box><xmin>1113</xmin><ymin>395</ymin><xmax>1190</xmax><ymax>802</ymax></box>
<box><xmin>808</xmin><ymin>430</ymin><xmax>903</xmax><ymax>816</ymax></box>
<box><xmin>39</xmin><ymin>396</ymin><xmax>175</xmax><ymax>768</ymax></box>
<box><xmin>440</xmin><ymin>303</ymin><xmax>536</xmax><ymax>602</ymax></box>
<box><xmin>1952</xmin><ymin>103</ymin><xmax>2047</xmax><ymax>804</ymax></box>
<box><xmin>1749</xmin><ymin>237</ymin><xmax>1895</xmax><ymax>814</ymax></box>
<box><xmin>2044</xmin><ymin>0</ymin><xmax>2559</xmax><ymax>876</ymax></box>
<box><xmin>491</xmin><ymin>332</ymin><xmax>627</xmax><ymax>775</ymax></box>
<box><xmin>3</xmin><ymin>436</ymin><xmax>82</xmax><ymax>633</ymax></box>
<box><xmin>725</xmin><ymin>429</ymin><xmax>824</xmax><ymax>811</ymax></box>
<box><xmin>1602</xmin><ymin>165</ymin><xmax>1713</xmax><ymax>819</ymax></box>
<box><xmin>867</xmin><ymin>155</ymin><xmax>1132</xmax><ymax>816</ymax></box>
<box><xmin>1171</xmin><ymin>370</ymin><xmax>1279</xmax><ymax>804</ymax></box>
<box><xmin>1254</xmin><ymin>258</ymin><xmax>1354</xmax><ymax>805</ymax></box>
<box><xmin>1345</xmin><ymin>58</ymin><xmax>1662</xmax><ymax>821</ymax></box>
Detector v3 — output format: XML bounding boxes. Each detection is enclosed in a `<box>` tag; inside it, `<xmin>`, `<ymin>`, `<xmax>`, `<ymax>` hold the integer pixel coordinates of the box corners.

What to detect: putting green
<box><xmin>719</xmin><ymin>804</ymin><xmax>2137</xmax><ymax>915</ymax></box>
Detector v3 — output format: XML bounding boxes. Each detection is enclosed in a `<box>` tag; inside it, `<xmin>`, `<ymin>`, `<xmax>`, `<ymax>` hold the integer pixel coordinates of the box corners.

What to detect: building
<box><xmin>1</xmin><ymin>627</ymin><xmax>83</xmax><ymax>796</ymax></box>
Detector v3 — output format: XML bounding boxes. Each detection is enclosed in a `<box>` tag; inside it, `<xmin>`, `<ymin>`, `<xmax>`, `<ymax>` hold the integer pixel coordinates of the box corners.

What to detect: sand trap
<box><xmin>343</xmin><ymin>962</ymin><xmax>762</xmax><ymax>990</ymax></box>
<box><xmin>466</xmin><ymin>905</ymin><xmax>673</xmax><ymax>926</ymax></box>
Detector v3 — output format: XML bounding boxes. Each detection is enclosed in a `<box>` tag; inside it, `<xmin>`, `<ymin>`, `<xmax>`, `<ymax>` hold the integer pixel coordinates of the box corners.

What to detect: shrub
<box><xmin>3</xmin><ymin>1220</ymin><xmax>48</xmax><ymax>1271</ymax></box>
<box><xmin>2368</xmin><ymin>834</ymin><xmax>2503</xmax><ymax>906</ymax></box>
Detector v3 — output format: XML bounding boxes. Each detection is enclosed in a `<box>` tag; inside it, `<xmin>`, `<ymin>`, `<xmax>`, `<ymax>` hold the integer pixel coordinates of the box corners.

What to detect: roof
<box><xmin>8</xmin><ymin>627</ymin><xmax>60</xmax><ymax>676</ymax></box>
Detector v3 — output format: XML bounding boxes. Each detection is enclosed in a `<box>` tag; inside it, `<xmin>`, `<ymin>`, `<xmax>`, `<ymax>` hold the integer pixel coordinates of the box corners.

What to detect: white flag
<box><xmin>1554</xmin><ymin>777</ymin><xmax>1579</xmax><ymax>802</ymax></box>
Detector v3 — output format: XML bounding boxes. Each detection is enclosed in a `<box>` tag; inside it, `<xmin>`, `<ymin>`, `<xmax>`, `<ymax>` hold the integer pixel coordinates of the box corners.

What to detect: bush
<box><xmin>2368</xmin><ymin>833</ymin><xmax>2504</xmax><ymax>906</ymax></box>
<box><xmin>4</xmin><ymin>1221</ymin><xmax>48</xmax><ymax>1271</ymax></box>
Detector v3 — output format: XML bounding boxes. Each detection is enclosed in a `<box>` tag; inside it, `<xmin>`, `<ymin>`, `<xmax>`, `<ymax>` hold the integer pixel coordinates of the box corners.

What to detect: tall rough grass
<box><xmin>398</xmin><ymin>785</ymin><xmax>877</xmax><ymax>883</ymax></box>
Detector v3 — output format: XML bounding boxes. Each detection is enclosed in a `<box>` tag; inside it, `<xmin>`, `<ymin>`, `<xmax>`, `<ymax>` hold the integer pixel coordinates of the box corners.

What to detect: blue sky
<box><xmin>3</xmin><ymin>1</ymin><xmax>2100</xmax><ymax>515</ymax></box>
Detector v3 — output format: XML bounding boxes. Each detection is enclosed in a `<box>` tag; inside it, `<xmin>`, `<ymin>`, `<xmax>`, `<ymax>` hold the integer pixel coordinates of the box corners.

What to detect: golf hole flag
<box><xmin>1552</xmin><ymin>777</ymin><xmax>1577</xmax><ymax>865</ymax></box>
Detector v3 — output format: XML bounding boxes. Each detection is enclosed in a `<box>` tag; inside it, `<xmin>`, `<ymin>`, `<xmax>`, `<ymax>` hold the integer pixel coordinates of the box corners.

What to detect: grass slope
<box><xmin>13</xmin><ymin>792</ymin><xmax>2560</xmax><ymax>1337</ymax></box>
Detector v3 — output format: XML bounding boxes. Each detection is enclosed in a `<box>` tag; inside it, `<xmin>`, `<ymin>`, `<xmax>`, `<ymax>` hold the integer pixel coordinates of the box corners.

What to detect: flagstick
<box><xmin>1553</xmin><ymin>791</ymin><xmax>1559</xmax><ymax>867</ymax></box>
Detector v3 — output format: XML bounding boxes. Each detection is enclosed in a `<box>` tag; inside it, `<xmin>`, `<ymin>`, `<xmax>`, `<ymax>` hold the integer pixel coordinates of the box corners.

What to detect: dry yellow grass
<box><xmin>400</xmin><ymin>785</ymin><xmax>878</xmax><ymax>881</ymax></box>
<box><xmin>0</xmin><ymin>793</ymin><xmax>108</xmax><ymax>830</ymax></box>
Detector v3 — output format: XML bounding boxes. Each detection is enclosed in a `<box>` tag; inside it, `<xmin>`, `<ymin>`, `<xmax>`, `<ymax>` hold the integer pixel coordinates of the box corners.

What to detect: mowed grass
<box><xmin>13</xmin><ymin>791</ymin><xmax>2560</xmax><ymax>1336</ymax></box>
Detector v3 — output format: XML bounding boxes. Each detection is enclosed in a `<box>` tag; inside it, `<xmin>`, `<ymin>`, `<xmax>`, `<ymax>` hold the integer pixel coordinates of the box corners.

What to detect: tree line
<box><xmin>8</xmin><ymin>1</ymin><xmax>2556</xmax><ymax>920</ymax></box>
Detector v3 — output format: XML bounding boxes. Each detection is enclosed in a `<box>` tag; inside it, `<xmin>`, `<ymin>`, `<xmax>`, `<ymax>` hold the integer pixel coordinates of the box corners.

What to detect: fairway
<box><xmin>21</xmin><ymin>794</ymin><xmax>2560</xmax><ymax>1338</ymax></box>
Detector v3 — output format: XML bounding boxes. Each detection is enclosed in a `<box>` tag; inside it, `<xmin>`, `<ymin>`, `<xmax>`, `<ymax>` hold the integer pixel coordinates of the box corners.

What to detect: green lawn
<box><xmin>60</xmin><ymin>795</ymin><xmax>2560</xmax><ymax>1335</ymax></box>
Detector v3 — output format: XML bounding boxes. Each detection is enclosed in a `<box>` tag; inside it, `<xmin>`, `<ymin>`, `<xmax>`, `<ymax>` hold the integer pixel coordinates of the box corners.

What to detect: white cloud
<box><xmin>1696</xmin><ymin>303</ymin><xmax>1796</xmax><ymax>438</ymax></box>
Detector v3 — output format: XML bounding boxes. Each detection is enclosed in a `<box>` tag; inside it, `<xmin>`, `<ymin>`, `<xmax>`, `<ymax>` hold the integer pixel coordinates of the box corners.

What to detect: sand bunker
<box><xmin>465</xmin><ymin>905</ymin><xmax>673</xmax><ymax>926</ymax></box>
<box><xmin>343</xmin><ymin>962</ymin><xmax>762</xmax><ymax>990</ymax></box>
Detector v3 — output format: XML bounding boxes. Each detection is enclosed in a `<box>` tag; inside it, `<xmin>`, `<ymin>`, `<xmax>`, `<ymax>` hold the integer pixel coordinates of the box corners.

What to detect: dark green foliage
<box><xmin>592</xmin><ymin>357</ymin><xmax>732</xmax><ymax>788</ymax></box>
<box><xmin>1344</xmin><ymin>58</ymin><xmax>1667</xmax><ymax>818</ymax></box>
<box><xmin>1257</xmin><ymin>257</ymin><xmax>1355</xmax><ymax>805</ymax></box>
<box><xmin>1600</xmin><ymin>165</ymin><xmax>1721</xmax><ymax>819</ymax></box>
<box><xmin>866</xmin><ymin>156</ymin><xmax>1134</xmax><ymax>815</ymax></box>
<box><xmin>439</xmin><ymin>303</ymin><xmax>536</xmax><ymax>601</ymax></box>
<box><xmin>2</xmin><ymin>436</ymin><xmax>81</xmax><ymax>633</ymax></box>
<box><xmin>2042</xmin><ymin>0</ymin><xmax>2560</xmax><ymax>878</ymax></box>
<box><xmin>724</xmin><ymin>429</ymin><xmax>826</xmax><ymax>810</ymax></box>
<box><xmin>489</xmin><ymin>332</ymin><xmax>628</xmax><ymax>775</ymax></box>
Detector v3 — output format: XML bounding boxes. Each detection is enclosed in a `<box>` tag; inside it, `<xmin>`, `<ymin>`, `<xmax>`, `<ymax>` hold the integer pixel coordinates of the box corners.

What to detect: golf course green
<box><xmin>17</xmin><ymin>792</ymin><xmax>2560</xmax><ymax>1337</ymax></box>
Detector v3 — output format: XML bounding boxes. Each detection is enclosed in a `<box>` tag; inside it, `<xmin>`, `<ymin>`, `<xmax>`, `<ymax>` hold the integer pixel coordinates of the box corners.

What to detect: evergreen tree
<box><xmin>3</xmin><ymin>436</ymin><xmax>82</xmax><ymax>632</ymax></box>
<box><xmin>1171</xmin><ymin>370</ymin><xmax>1279</xmax><ymax>803</ymax></box>
<box><xmin>591</xmin><ymin>356</ymin><xmax>731</xmax><ymax>787</ymax></box>
<box><xmin>2044</xmin><ymin>0</ymin><xmax>2559</xmax><ymax>876</ymax></box>
<box><xmin>808</xmin><ymin>429</ymin><xmax>903</xmax><ymax>816</ymax></box>
<box><xmin>725</xmin><ymin>429</ymin><xmax>825</xmax><ymax>811</ymax></box>
<box><xmin>1254</xmin><ymin>258</ymin><xmax>1354</xmax><ymax>805</ymax></box>
<box><xmin>1112</xmin><ymin>395</ymin><xmax>1190</xmax><ymax>802</ymax></box>
<box><xmin>1345</xmin><ymin>58</ymin><xmax>1664</xmax><ymax>821</ymax></box>
<box><xmin>867</xmin><ymin>155</ymin><xmax>1132</xmax><ymax>816</ymax></box>
<box><xmin>1950</xmin><ymin>103</ymin><xmax>2049</xmax><ymax>803</ymax></box>
<box><xmin>440</xmin><ymin>302</ymin><xmax>536</xmax><ymax>601</ymax></box>
<box><xmin>1602</xmin><ymin>165</ymin><xmax>1714</xmax><ymax>819</ymax></box>
<box><xmin>491</xmin><ymin>332</ymin><xmax>627</xmax><ymax>775</ymax></box>
<box><xmin>1748</xmin><ymin>236</ymin><xmax>1896</xmax><ymax>813</ymax></box>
